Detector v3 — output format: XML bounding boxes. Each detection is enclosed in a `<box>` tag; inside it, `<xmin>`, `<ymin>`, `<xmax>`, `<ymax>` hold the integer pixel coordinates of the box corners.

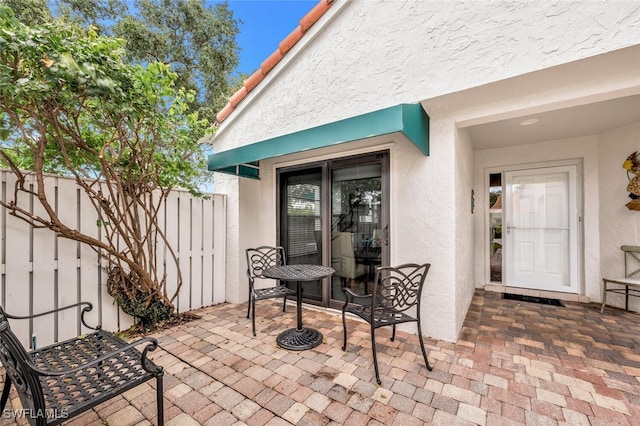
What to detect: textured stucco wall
<box><xmin>211</xmin><ymin>0</ymin><xmax>640</xmax><ymax>340</ymax></box>
<box><xmin>454</xmin><ymin>123</ymin><xmax>476</xmax><ymax>334</ymax></box>
<box><xmin>392</xmin><ymin>118</ymin><xmax>457</xmax><ymax>341</ymax></box>
<box><xmin>215</xmin><ymin>174</ymin><xmax>241</xmax><ymax>303</ymax></box>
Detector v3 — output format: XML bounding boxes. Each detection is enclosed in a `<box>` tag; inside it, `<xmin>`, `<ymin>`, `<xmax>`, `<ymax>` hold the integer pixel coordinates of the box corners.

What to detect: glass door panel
<box><xmin>489</xmin><ymin>173</ymin><xmax>503</xmax><ymax>282</ymax></box>
<box><xmin>330</xmin><ymin>163</ymin><xmax>382</xmax><ymax>302</ymax></box>
<box><xmin>280</xmin><ymin>168</ymin><xmax>323</xmax><ymax>301</ymax></box>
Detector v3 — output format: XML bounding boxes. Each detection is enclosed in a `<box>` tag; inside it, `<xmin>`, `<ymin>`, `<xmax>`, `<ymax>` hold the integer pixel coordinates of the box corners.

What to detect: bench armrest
<box><xmin>26</xmin><ymin>336</ymin><xmax>162</xmax><ymax>377</ymax></box>
<box><xmin>3</xmin><ymin>302</ymin><xmax>99</xmax><ymax>330</ymax></box>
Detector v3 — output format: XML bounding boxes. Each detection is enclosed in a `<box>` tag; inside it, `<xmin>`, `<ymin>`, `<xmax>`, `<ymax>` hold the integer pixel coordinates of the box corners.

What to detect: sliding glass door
<box><xmin>278</xmin><ymin>152</ymin><xmax>389</xmax><ymax>308</ymax></box>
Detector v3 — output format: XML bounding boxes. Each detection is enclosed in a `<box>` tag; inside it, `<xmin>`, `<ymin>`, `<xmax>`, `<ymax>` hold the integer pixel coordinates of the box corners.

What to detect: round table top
<box><xmin>263</xmin><ymin>264</ymin><xmax>335</xmax><ymax>282</ymax></box>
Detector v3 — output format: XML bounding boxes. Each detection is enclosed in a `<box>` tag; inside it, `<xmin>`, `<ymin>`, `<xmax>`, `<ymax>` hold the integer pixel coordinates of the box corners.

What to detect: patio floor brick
<box><xmin>2</xmin><ymin>289</ymin><xmax>640</xmax><ymax>425</ymax></box>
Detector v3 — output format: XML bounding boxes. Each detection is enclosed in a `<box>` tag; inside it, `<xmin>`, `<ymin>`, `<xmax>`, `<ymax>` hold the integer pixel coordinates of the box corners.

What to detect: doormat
<box><xmin>502</xmin><ymin>293</ymin><xmax>564</xmax><ymax>307</ymax></box>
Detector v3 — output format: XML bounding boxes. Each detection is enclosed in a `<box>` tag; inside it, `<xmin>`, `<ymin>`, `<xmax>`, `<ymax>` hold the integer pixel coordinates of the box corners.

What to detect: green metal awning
<box><xmin>207</xmin><ymin>103</ymin><xmax>429</xmax><ymax>179</ymax></box>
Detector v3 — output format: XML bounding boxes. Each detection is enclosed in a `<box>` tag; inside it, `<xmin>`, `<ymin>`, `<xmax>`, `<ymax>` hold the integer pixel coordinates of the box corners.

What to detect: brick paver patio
<box><xmin>2</xmin><ymin>289</ymin><xmax>640</xmax><ymax>425</ymax></box>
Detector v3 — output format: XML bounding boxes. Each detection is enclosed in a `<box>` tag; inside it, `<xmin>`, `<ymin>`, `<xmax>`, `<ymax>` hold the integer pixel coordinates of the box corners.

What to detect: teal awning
<box><xmin>208</xmin><ymin>103</ymin><xmax>429</xmax><ymax>179</ymax></box>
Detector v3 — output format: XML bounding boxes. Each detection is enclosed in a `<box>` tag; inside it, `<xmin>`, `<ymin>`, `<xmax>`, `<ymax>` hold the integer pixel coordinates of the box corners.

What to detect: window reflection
<box><xmin>331</xmin><ymin>164</ymin><xmax>382</xmax><ymax>300</ymax></box>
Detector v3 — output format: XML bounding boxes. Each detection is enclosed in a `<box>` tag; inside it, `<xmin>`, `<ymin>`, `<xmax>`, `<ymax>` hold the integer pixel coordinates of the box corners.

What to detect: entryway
<box><xmin>489</xmin><ymin>164</ymin><xmax>579</xmax><ymax>293</ymax></box>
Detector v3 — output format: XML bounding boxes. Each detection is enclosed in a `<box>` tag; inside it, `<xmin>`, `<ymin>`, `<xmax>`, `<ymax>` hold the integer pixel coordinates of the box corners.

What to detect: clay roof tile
<box><xmin>244</xmin><ymin>69</ymin><xmax>266</xmax><ymax>93</ymax></box>
<box><xmin>300</xmin><ymin>0</ymin><xmax>332</xmax><ymax>32</ymax></box>
<box><xmin>260</xmin><ymin>49</ymin><xmax>284</xmax><ymax>75</ymax></box>
<box><xmin>279</xmin><ymin>26</ymin><xmax>304</xmax><ymax>55</ymax></box>
<box><xmin>228</xmin><ymin>86</ymin><xmax>248</xmax><ymax>108</ymax></box>
<box><xmin>215</xmin><ymin>102</ymin><xmax>234</xmax><ymax>124</ymax></box>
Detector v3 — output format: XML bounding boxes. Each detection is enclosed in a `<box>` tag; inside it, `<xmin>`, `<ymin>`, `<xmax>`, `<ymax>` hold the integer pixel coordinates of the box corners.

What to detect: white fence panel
<box><xmin>201</xmin><ymin>199</ymin><xmax>214</xmax><ymax>305</ymax></box>
<box><xmin>178</xmin><ymin>194</ymin><xmax>191</xmax><ymax>313</ymax></box>
<box><xmin>3</xmin><ymin>172</ymin><xmax>32</xmax><ymax>348</ymax></box>
<box><xmin>0</xmin><ymin>171</ymin><xmax>226</xmax><ymax>348</ymax></box>
<box><xmin>31</xmin><ymin>175</ymin><xmax>58</xmax><ymax>349</ymax></box>
<box><xmin>163</xmin><ymin>190</ymin><xmax>180</xmax><ymax>310</ymax></box>
<box><xmin>190</xmin><ymin>198</ymin><xmax>204</xmax><ymax>310</ymax></box>
<box><xmin>78</xmin><ymin>181</ymin><xmax>103</xmax><ymax>334</ymax></box>
<box><xmin>56</xmin><ymin>183</ymin><xmax>82</xmax><ymax>343</ymax></box>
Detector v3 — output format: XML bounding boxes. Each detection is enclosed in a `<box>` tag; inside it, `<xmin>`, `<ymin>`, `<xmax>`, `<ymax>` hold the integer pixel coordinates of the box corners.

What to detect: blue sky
<box><xmin>212</xmin><ymin>0</ymin><xmax>318</xmax><ymax>75</ymax></box>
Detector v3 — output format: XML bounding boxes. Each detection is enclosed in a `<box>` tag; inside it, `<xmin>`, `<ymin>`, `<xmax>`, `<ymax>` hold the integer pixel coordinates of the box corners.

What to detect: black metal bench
<box><xmin>0</xmin><ymin>302</ymin><xmax>164</xmax><ymax>425</ymax></box>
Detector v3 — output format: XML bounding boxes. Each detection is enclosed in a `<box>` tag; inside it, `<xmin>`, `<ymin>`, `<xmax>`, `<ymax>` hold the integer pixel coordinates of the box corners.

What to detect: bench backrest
<box><xmin>0</xmin><ymin>306</ymin><xmax>45</xmax><ymax>416</ymax></box>
<box><xmin>620</xmin><ymin>245</ymin><xmax>640</xmax><ymax>278</ymax></box>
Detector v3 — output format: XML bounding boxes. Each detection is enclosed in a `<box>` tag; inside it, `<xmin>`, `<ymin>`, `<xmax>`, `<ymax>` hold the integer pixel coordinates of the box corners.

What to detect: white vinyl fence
<box><xmin>0</xmin><ymin>170</ymin><xmax>226</xmax><ymax>349</ymax></box>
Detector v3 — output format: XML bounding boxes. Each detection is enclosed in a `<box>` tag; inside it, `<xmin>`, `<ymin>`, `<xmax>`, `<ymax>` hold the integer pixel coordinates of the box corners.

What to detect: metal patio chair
<box><xmin>341</xmin><ymin>262</ymin><xmax>433</xmax><ymax>384</ymax></box>
<box><xmin>246</xmin><ymin>246</ymin><xmax>296</xmax><ymax>336</ymax></box>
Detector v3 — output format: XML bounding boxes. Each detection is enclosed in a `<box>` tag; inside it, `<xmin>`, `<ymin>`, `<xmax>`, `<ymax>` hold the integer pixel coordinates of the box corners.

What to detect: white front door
<box><xmin>505</xmin><ymin>165</ymin><xmax>579</xmax><ymax>293</ymax></box>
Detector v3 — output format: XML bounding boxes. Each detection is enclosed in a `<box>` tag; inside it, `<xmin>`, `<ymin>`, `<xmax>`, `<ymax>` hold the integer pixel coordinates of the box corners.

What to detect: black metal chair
<box><xmin>246</xmin><ymin>246</ymin><xmax>296</xmax><ymax>336</ymax></box>
<box><xmin>341</xmin><ymin>262</ymin><xmax>433</xmax><ymax>384</ymax></box>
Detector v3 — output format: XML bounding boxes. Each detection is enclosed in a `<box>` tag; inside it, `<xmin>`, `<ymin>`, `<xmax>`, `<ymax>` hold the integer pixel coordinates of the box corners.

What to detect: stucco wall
<box><xmin>454</xmin><ymin>123</ymin><xmax>476</xmax><ymax>334</ymax></box>
<box><xmin>224</xmin><ymin>168</ymin><xmax>280</xmax><ymax>305</ymax></box>
<box><xmin>216</xmin><ymin>174</ymin><xmax>241</xmax><ymax>303</ymax></box>
<box><xmin>392</xmin><ymin>120</ymin><xmax>457</xmax><ymax>341</ymax></box>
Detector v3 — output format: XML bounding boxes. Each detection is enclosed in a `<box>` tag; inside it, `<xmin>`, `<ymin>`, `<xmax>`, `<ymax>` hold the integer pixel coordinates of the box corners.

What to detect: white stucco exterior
<box><xmin>209</xmin><ymin>0</ymin><xmax>640</xmax><ymax>342</ymax></box>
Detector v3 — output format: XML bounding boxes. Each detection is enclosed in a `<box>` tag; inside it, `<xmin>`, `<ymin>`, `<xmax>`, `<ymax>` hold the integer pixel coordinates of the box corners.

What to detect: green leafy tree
<box><xmin>0</xmin><ymin>7</ymin><xmax>212</xmax><ymax>325</ymax></box>
<box><xmin>4</xmin><ymin>0</ymin><xmax>242</xmax><ymax>117</ymax></box>
<box><xmin>113</xmin><ymin>0</ymin><xmax>241</xmax><ymax>116</ymax></box>
<box><xmin>0</xmin><ymin>0</ymin><xmax>51</xmax><ymax>24</ymax></box>
<box><xmin>52</xmin><ymin>0</ymin><xmax>127</xmax><ymax>34</ymax></box>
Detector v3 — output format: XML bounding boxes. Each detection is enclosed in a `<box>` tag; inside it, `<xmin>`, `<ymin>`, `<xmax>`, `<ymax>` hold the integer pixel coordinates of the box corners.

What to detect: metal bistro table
<box><xmin>263</xmin><ymin>264</ymin><xmax>335</xmax><ymax>350</ymax></box>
